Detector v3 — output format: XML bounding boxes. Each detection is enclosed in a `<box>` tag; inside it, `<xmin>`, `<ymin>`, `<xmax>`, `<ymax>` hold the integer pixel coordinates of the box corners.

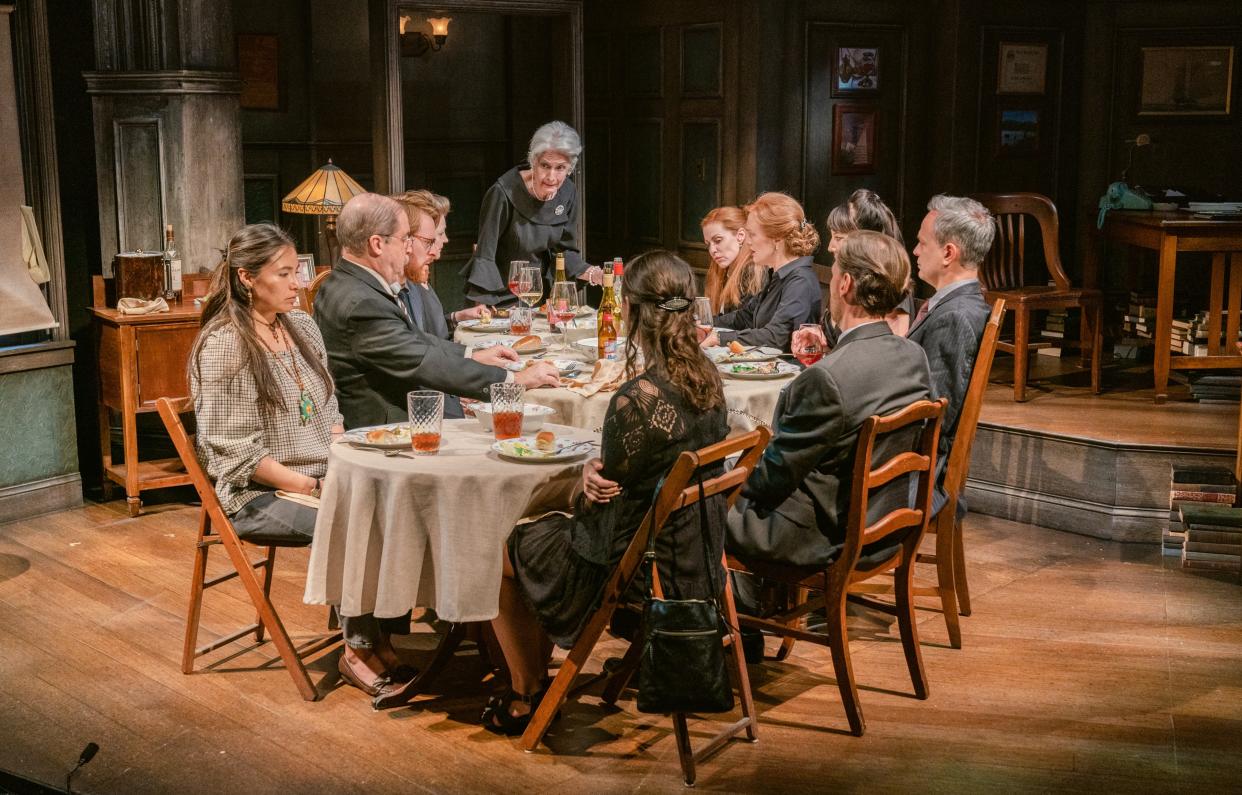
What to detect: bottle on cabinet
<box><xmin>162</xmin><ymin>224</ymin><xmax>183</xmax><ymax>304</ymax></box>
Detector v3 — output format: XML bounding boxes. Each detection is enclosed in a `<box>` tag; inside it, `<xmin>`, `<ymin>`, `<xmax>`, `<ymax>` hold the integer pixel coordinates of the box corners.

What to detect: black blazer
<box><xmin>314</xmin><ymin>258</ymin><xmax>506</xmax><ymax>429</ymax></box>
<box><xmin>715</xmin><ymin>256</ymin><xmax>822</xmax><ymax>352</ymax></box>
<box><xmin>726</xmin><ymin>322</ymin><xmax>932</xmax><ymax>568</ymax></box>
<box><xmin>905</xmin><ymin>279</ymin><xmax>989</xmax><ymax>479</ymax></box>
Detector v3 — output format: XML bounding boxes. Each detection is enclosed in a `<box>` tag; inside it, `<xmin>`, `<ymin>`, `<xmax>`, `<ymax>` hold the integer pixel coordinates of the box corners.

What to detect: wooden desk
<box><xmin>92</xmin><ymin>303</ymin><xmax>201</xmax><ymax>515</ymax></box>
<box><xmin>1097</xmin><ymin>211</ymin><xmax>1242</xmax><ymax>402</ymax></box>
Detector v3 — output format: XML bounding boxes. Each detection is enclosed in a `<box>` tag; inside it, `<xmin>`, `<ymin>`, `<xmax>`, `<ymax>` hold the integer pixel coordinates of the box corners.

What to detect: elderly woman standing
<box><xmin>462</xmin><ymin>120</ymin><xmax>603</xmax><ymax>306</ymax></box>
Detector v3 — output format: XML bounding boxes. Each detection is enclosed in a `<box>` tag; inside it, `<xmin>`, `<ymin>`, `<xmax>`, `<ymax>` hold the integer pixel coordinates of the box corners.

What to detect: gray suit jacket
<box><xmin>314</xmin><ymin>258</ymin><xmax>506</xmax><ymax>429</ymax></box>
<box><xmin>905</xmin><ymin>279</ymin><xmax>989</xmax><ymax>494</ymax></box>
<box><xmin>726</xmin><ymin>322</ymin><xmax>932</xmax><ymax>568</ymax></box>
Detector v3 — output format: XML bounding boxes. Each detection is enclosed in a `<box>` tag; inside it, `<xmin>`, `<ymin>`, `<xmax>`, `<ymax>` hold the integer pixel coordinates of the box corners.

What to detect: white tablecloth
<box><xmin>455</xmin><ymin>322</ymin><xmax>789</xmax><ymax>434</ymax></box>
<box><xmin>304</xmin><ymin>420</ymin><xmax>596</xmax><ymax>622</ymax></box>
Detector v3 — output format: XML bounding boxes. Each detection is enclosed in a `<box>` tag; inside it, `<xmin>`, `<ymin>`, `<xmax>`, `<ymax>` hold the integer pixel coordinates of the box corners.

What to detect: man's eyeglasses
<box><xmin>410</xmin><ymin>233</ymin><xmax>437</xmax><ymax>250</ymax></box>
<box><xmin>378</xmin><ymin>234</ymin><xmax>416</xmax><ymax>249</ymax></box>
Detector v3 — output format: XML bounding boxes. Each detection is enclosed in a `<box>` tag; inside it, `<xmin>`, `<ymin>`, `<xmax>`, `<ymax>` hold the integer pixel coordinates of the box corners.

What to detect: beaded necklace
<box><xmin>256</xmin><ymin>315</ymin><xmax>316</xmax><ymax>426</ymax></box>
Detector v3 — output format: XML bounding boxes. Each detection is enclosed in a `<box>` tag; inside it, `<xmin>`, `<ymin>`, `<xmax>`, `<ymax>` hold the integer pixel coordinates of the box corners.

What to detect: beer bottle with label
<box><xmin>597</xmin><ymin>270</ymin><xmax>619</xmax><ymax>361</ymax></box>
<box><xmin>162</xmin><ymin>224</ymin><xmax>183</xmax><ymax>304</ymax></box>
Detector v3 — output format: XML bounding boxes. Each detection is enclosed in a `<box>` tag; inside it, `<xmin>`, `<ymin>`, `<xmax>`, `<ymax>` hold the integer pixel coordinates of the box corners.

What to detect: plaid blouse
<box><xmin>190</xmin><ymin>310</ymin><xmax>343</xmax><ymax>515</ymax></box>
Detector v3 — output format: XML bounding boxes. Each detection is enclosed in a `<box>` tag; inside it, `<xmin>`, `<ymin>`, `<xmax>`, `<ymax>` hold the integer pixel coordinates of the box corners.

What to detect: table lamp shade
<box><xmin>281</xmin><ymin>160</ymin><xmax>366</xmax><ymax>216</ymax></box>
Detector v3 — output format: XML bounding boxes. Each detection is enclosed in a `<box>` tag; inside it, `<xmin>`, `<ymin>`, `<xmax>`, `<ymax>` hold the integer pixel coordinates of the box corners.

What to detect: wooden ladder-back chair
<box><xmin>971</xmin><ymin>192</ymin><xmax>1102</xmax><ymax>401</ymax></box>
<box><xmin>850</xmin><ymin>300</ymin><xmax>1005</xmax><ymax>649</ymax></box>
<box><xmin>156</xmin><ymin>397</ymin><xmax>339</xmax><ymax>701</ymax></box>
<box><xmin>728</xmin><ymin>399</ymin><xmax>946</xmax><ymax>737</ymax></box>
<box><xmin>304</xmin><ymin>269</ymin><xmax>332</xmax><ymax>314</ymax></box>
<box><xmin>520</xmin><ymin>427</ymin><xmax>771</xmax><ymax>787</ymax></box>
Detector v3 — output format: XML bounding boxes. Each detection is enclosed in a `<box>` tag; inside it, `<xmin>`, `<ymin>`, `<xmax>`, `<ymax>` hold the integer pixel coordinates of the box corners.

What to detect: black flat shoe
<box><xmin>481</xmin><ymin>687</ymin><xmax>544</xmax><ymax>736</ymax></box>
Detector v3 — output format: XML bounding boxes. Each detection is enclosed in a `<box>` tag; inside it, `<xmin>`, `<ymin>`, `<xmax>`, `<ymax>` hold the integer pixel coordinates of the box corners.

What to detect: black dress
<box><xmin>508</xmin><ymin>371</ymin><xmax>729</xmax><ymax>648</ymax></box>
<box><xmin>460</xmin><ymin>164</ymin><xmax>587</xmax><ymax>306</ymax></box>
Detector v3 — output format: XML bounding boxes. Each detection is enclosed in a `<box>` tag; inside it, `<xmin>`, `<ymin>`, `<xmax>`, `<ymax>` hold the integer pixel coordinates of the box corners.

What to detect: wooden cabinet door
<box><xmin>135</xmin><ymin>323</ymin><xmax>197</xmax><ymax>408</ymax></box>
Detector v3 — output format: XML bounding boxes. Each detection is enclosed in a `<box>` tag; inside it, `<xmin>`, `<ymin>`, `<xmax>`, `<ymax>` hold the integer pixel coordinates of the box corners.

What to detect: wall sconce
<box><xmin>400</xmin><ymin>15</ymin><xmax>451</xmax><ymax>58</ymax></box>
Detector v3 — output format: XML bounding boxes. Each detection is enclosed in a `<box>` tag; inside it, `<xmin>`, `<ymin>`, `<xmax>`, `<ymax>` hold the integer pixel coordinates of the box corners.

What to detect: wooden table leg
<box><xmin>98</xmin><ymin>401</ymin><xmax>114</xmax><ymax>501</ymax></box>
<box><xmin>1227</xmin><ymin>253</ymin><xmax>1242</xmax><ymax>354</ymax></box>
<box><xmin>1153</xmin><ymin>235</ymin><xmax>1178</xmax><ymax>403</ymax></box>
<box><xmin>1208</xmin><ymin>254</ymin><xmax>1226</xmax><ymax>356</ymax></box>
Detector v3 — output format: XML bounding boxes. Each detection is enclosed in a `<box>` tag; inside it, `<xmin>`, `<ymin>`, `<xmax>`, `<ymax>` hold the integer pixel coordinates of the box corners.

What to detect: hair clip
<box><xmin>656</xmin><ymin>296</ymin><xmax>691</xmax><ymax>312</ymax></box>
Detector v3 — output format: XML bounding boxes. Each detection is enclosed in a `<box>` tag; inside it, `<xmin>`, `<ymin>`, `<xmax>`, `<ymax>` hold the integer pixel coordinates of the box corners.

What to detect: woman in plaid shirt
<box><xmin>189</xmin><ymin>224</ymin><xmax>421</xmax><ymax>704</ymax></box>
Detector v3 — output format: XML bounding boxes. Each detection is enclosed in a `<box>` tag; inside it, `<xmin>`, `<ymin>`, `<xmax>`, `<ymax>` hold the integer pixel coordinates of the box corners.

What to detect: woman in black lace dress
<box><xmin>483</xmin><ymin>250</ymin><xmax>729</xmax><ymax>734</ymax></box>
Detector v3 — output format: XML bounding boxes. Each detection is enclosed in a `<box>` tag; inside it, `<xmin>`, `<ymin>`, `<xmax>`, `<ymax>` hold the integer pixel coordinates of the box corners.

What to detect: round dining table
<box><xmin>304</xmin><ymin>420</ymin><xmax>597</xmax><ymax>624</ymax></box>
<box><xmin>455</xmin><ymin>319</ymin><xmax>793</xmax><ymax>433</ymax></box>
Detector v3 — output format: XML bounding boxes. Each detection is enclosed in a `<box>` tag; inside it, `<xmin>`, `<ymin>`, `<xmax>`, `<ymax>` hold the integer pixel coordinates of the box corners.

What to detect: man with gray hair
<box><xmin>908</xmin><ymin>194</ymin><xmax>993</xmax><ymax>512</ymax></box>
<box><xmin>315</xmin><ymin>192</ymin><xmax>558</xmax><ymax>430</ymax></box>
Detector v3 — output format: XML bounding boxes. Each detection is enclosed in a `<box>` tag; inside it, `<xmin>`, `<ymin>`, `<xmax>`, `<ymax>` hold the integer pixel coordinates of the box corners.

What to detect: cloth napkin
<box><xmin>117</xmin><ymin>297</ymin><xmax>170</xmax><ymax>315</ymax></box>
<box><xmin>566</xmin><ymin>358</ymin><xmax>625</xmax><ymax>397</ymax></box>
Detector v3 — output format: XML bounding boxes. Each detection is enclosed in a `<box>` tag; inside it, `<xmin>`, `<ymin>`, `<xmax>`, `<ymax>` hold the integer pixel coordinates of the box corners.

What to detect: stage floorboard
<box><xmin>1</xmin><ymin>501</ymin><xmax>1240</xmax><ymax>793</ymax></box>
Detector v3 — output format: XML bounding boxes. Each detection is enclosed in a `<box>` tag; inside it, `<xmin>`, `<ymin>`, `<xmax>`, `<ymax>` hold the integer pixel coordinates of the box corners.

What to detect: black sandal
<box><xmin>481</xmin><ymin>681</ymin><xmax>563</xmax><ymax>736</ymax></box>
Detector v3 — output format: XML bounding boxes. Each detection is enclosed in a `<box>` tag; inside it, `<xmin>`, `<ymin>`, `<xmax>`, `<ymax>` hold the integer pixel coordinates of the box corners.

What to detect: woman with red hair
<box><xmin>701</xmin><ymin>206</ymin><xmax>766</xmax><ymax>315</ymax></box>
<box><xmin>700</xmin><ymin>192</ymin><xmax>822</xmax><ymax>352</ymax></box>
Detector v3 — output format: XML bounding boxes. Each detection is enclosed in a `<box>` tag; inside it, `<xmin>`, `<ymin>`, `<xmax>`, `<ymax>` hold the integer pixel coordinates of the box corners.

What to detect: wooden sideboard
<box><xmin>92</xmin><ymin>303</ymin><xmax>201</xmax><ymax>515</ymax></box>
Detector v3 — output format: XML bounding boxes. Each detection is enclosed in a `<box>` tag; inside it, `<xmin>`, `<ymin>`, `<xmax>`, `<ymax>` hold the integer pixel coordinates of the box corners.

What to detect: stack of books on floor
<box><xmin>1167</xmin><ymin>465</ymin><xmax>1236</xmax><ymax>556</ymax></box>
<box><xmin>1187</xmin><ymin>372</ymin><xmax>1242</xmax><ymax>403</ymax></box>
<box><xmin>1037</xmin><ymin>309</ymin><xmax>1074</xmax><ymax>357</ymax></box>
<box><xmin>1122</xmin><ymin>292</ymin><xmax>1157</xmax><ymax>341</ymax></box>
<box><xmin>1178</xmin><ymin>502</ymin><xmax>1242</xmax><ymax>573</ymax></box>
<box><xmin>1170</xmin><ymin>310</ymin><xmax>1241</xmax><ymax>356</ymax></box>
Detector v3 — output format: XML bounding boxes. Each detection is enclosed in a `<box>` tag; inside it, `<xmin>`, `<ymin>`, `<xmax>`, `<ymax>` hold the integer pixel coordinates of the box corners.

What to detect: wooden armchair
<box><xmin>156</xmin><ymin>397</ymin><xmax>339</xmax><ymax>701</ymax></box>
<box><xmin>304</xmin><ymin>269</ymin><xmax>331</xmax><ymax>314</ymax></box>
<box><xmin>729</xmin><ymin>398</ymin><xmax>946</xmax><ymax>736</ymax></box>
<box><xmin>971</xmin><ymin>192</ymin><xmax>1102</xmax><ymax>401</ymax></box>
<box><xmin>520</xmin><ymin>427</ymin><xmax>771</xmax><ymax>786</ymax></box>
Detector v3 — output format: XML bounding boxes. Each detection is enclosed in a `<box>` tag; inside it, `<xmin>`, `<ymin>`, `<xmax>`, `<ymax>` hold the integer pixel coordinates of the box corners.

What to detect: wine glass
<box><xmin>508</xmin><ymin>261</ymin><xmax>528</xmax><ymax>303</ymax></box>
<box><xmin>518</xmin><ymin>266</ymin><xmax>543</xmax><ymax>309</ymax></box>
<box><xmin>549</xmin><ymin>281</ymin><xmax>578</xmax><ymax>351</ymax></box>
<box><xmin>694</xmin><ymin>297</ymin><xmax>713</xmax><ymax>343</ymax></box>
<box><xmin>794</xmin><ymin>323</ymin><xmax>825</xmax><ymax>367</ymax></box>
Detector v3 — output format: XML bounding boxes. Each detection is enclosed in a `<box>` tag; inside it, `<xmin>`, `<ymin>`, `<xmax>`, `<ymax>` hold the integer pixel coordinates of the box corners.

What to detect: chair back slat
<box><xmin>833</xmin><ymin>398</ymin><xmax>946</xmax><ymax>588</ymax></box>
<box><xmin>306</xmin><ymin>269</ymin><xmax>331</xmax><ymax>314</ymax></box>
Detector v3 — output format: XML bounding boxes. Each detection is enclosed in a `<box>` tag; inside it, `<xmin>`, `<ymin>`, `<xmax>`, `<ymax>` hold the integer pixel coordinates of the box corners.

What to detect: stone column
<box><xmin>86</xmin><ymin>0</ymin><xmax>244</xmax><ymax>274</ymax></box>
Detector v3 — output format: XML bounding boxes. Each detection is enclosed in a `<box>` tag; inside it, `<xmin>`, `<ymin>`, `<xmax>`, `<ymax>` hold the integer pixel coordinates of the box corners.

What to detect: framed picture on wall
<box><xmin>832</xmin><ymin>104</ymin><xmax>878</xmax><ymax>174</ymax></box>
<box><xmin>1139</xmin><ymin>46</ymin><xmax>1234</xmax><ymax>116</ymax></box>
<box><xmin>997</xmin><ymin>42</ymin><xmax>1048</xmax><ymax>94</ymax></box>
<box><xmin>295</xmin><ymin>254</ymin><xmax>316</xmax><ymax>287</ymax></box>
<box><xmin>996</xmin><ymin>108</ymin><xmax>1041</xmax><ymax>157</ymax></box>
<box><xmin>832</xmin><ymin>46</ymin><xmax>880</xmax><ymax>96</ymax></box>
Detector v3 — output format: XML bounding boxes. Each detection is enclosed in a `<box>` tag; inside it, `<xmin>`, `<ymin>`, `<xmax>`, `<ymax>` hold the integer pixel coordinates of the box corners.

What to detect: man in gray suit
<box><xmin>727</xmin><ymin>231</ymin><xmax>932</xmax><ymax>569</ymax></box>
<box><xmin>314</xmin><ymin>193</ymin><xmax>558</xmax><ymax>429</ymax></box>
<box><xmin>907</xmin><ymin>195</ymin><xmax>994</xmax><ymax>512</ymax></box>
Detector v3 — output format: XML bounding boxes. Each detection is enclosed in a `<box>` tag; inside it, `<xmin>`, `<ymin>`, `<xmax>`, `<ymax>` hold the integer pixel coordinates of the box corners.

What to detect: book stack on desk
<box><xmin>1167</xmin><ymin>465</ymin><xmax>1237</xmax><ymax>556</ymax></box>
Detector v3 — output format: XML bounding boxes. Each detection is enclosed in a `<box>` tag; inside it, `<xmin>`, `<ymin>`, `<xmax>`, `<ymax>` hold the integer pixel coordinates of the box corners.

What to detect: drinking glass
<box><xmin>518</xmin><ymin>266</ymin><xmax>543</xmax><ymax>308</ymax></box>
<box><xmin>794</xmin><ymin>323</ymin><xmax>825</xmax><ymax>367</ymax></box>
<box><xmin>508</xmin><ymin>261</ymin><xmax>528</xmax><ymax>302</ymax></box>
<box><xmin>407</xmin><ymin>390</ymin><xmax>445</xmax><ymax>455</ymax></box>
<box><xmin>694</xmin><ymin>297</ymin><xmax>713</xmax><ymax>343</ymax></box>
<box><xmin>490</xmin><ymin>382</ymin><xmax>525</xmax><ymax>441</ymax></box>
<box><xmin>549</xmin><ymin>281</ymin><xmax>578</xmax><ymax>351</ymax></box>
<box><xmin>509</xmin><ymin>305</ymin><xmax>533</xmax><ymax>335</ymax></box>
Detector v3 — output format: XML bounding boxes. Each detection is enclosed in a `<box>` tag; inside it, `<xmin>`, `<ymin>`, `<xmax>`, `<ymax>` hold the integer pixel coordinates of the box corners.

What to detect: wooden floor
<box><xmin>1</xmin><ymin>500</ymin><xmax>1241</xmax><ymax>794</ymax></box>
<box><xmin>983</xmin><ymin>356</ymin><xmax>1238</xmax><ymax>449</ymax></box>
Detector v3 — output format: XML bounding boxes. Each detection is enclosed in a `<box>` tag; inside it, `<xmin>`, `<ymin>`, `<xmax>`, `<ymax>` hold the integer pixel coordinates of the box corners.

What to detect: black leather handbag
<box><xmin>636</xmin><ymin>476</ymin><xmax>734</xmax><ymax>714</ymax></box>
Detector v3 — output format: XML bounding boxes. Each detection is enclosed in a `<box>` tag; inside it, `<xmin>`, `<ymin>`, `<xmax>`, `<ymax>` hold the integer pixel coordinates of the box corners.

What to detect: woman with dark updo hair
<box><xmin>481</xmin><ymin>250</ymin><xmax>730</xmax><ymax>735</ymax></box>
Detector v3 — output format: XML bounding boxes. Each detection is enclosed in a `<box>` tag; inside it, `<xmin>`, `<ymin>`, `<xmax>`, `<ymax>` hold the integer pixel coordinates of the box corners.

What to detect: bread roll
<box><xmin>512</xmin><ymin>334</ymin><xmax>542</xmax><ymax>353</ymax></box>
<box><xmin>535</xmin><ymin>430</ymin><xmax>556</xmax><ymax>452</ymax></box>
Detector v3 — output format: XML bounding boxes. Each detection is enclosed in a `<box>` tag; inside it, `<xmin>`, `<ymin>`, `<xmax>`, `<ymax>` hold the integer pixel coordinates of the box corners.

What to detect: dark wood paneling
<box><xmin>112</xmin><ymin>118</ymin><xmax>165</xmax><ymax>253</ymax></box>
<box><xmin>680</xmin><ymin>23</ymin><xmax>721</xmax><ymax>97</ymax></box>
<box><xmin>626</xmin><ymin>119</ymin><xmax>663</xmax><ymax>243</ymax></box>
<box><xmin>680</xmin><ymin>120</ymin><xmax>720</xmax><ymax>242</ymax></box>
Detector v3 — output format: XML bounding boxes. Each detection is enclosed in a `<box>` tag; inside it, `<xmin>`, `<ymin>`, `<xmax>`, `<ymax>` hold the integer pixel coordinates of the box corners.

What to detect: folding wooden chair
<box><xmin>520</xmin><ymin>427</ymin><xmax>771</xmax><ymax>786</ymax></box>
<box><xmin>850</xmin><ymin>299</ymin><xmax>1005</xmax><ymax>648</ymax></box>
<box><xmin>729</xmin><ymin>399</ymin><xmax>945</xmax><ymax>736</ymax></box>
<box><xmin>156</xmin><ymin>397</ymin><xmax>339</xmax><ymax>701</ymax></box>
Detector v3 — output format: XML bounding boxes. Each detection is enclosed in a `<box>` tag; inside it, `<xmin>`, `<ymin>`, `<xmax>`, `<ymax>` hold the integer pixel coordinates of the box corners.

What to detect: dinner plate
<box><xmin>708</xmin><ymin>346</ymin><xmax>783</xmax><ymax>363</ymax></box>
<box><xmin>492</xmin><ymin>436</ymin><xmax>594</xmax><ymax>463</ymax></box>
<box><xmin>458</xmin><ymin>319</ymin><xmax>512</xmax><ymax>333</ymax></box>
<box><xmin>342</xmin><ymin>425</ymin><xmax>413</xmax><ymax>450</ymax></box>
<box><xmin>537</xmin><ymin>307</ymin><xmax>594</xmax><ymax>318</ymax></box>
<box><xmin>717</xmin><ymin>361</ymin><xmax>800</xmax><ymax>380</ymax></box>
<box><xmin>573</xmin><ymin>336</ymin><xmax>627</xmax><ymax>356</ymax></box>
